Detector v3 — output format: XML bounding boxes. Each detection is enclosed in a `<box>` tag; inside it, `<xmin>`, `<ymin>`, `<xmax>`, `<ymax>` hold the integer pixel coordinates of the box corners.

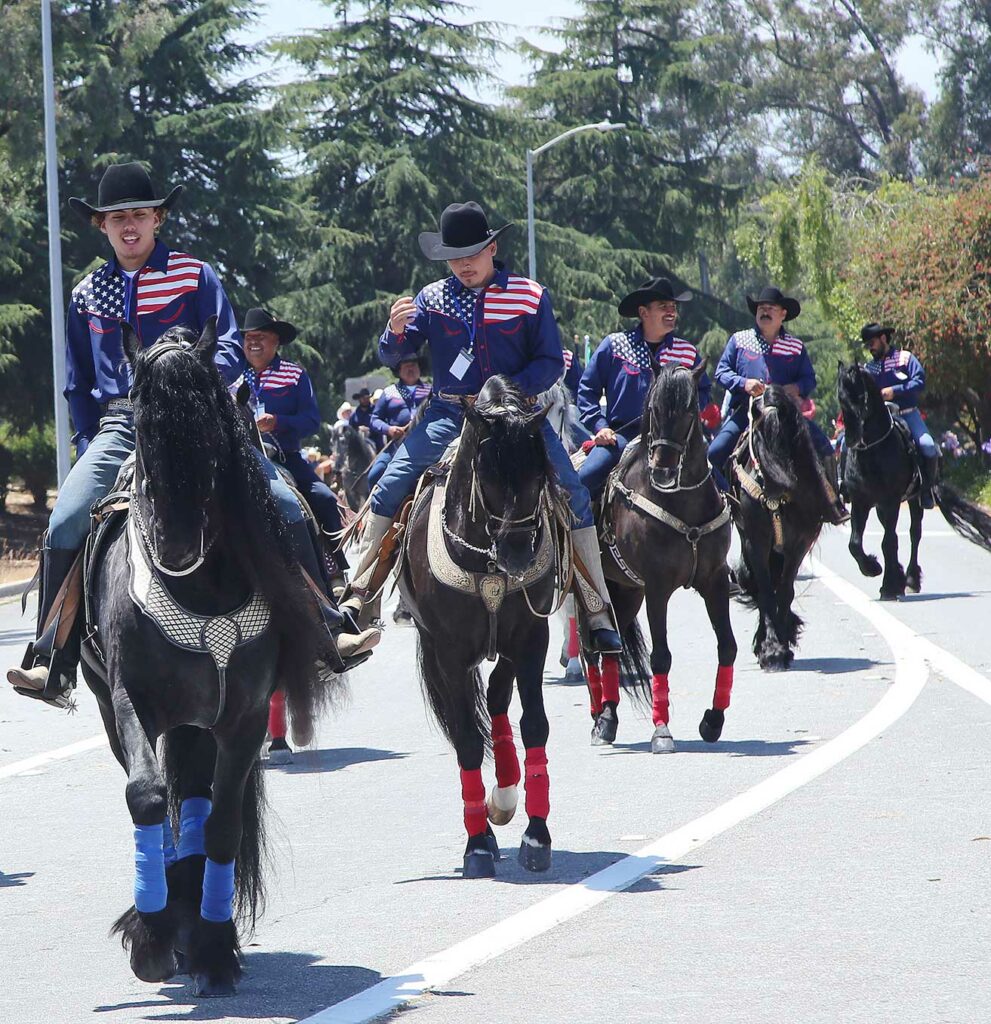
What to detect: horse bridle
<box><xmin>646</xmin><ymin>403</ymin><xmax>712</xmax><ymax>493</ymax></box>
<box><xmin>848</xmin><ymin>392</ymin><xmax>895</xmax><ymax>451</ymax></box>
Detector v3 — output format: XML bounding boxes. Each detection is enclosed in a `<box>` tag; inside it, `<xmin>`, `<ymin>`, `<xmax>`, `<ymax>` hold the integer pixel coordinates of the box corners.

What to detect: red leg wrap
<box><xmin>268</xmin><ymin>690</ymin><xmax>287</xmax><ymax>740</ymax></box>
<box><xmin>713</xmin><ymin>664</ymin><xmax>734</xmax><ymax>711</ymax></box>
<box><xmin>651</xmin><ymin>673</ymin><xmax>670</xmax><ymax>726</ymax></box>
<box><xmin>567</xmin><ymin>616</ymin><xmax>580</xmax><ymax>659</ymax></box>
<box><xmin>460</xmin><ymin>767</ymin><xmax>487</xmax><ymax>837</ymax></box>
<box><xmin>601</xmin><ymin>655</ymin><xmax>621</xmax><ymax>705</ymax></box>
<box><xmin>491</xmin><ymin>714</ymin><xmax>521</xmax><ymax>788</ymax></box>
<box><xmin>523</xmin><ymin>747</ymin><xmax>550</xmax><ymax>819</ymax></box>
<box><xmin>586</xmin><ymin>663</ymin><xmax>603</xmax><ymax>716</ymax></box>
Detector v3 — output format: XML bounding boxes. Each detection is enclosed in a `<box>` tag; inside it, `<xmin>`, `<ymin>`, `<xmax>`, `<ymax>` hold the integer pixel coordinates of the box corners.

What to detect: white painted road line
<box><xmin>300</xmin><ymin>565</ymin><xmax>932</xmax><ymax>1024</ymax></box>
<box><xmin>0</xmin><ymin>734</ymin><xmax>108</xmax><ymax>782</ymax></box>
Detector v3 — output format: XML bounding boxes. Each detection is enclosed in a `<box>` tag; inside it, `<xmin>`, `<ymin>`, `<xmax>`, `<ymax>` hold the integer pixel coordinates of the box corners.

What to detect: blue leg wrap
<box><xmin>177</xmin><ymin>797</ymin><xmax>211</xmax><ymax>860</ymax></box>
<box><xmin>162</xmin><ymin>815</ymin><xmax>177</xmax><ymax>869</ymax></box>
<box><xmin>200</xmin><ymin>858</ymin><xmax>236</xmax><ymax>923</ymax></box>
<box><xmin>134</xmin><ymin>823</ymin><xmax>168</xmax><ymax>914</ymax></box>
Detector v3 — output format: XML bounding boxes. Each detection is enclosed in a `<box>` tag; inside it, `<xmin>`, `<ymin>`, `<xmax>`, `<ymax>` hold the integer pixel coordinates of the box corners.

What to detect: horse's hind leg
<box><xmin>643</xmin><ymin>587</ymin><xmax>675</xmax><ymax>754</ymax></box>
<box><xmin>698</xmin><ymin>572</ymin><xmax>737</xmax><ymax>744</ymax></box>
<box><xmin>485</xmin><ymin>658</ymin><xmax>519</xmax><ymax>835</ymax></box>
<box><xmin>591</xmin><ymin>588</ymin><xmax>639</xmax><ymax>746</ymax></box>
<box><xmin>848</xmin><ymin>502</ymin><xmax>882</xmax><ymax>578</ymax></box>
<box><xmin>515</xmin><ymin>627</ymin><xmax>552</xmax><ymax>872</ymax></box>
<box><xmin>877</xmin><ymin>501</ymin><xmax>906</xmax><ymax>600</ymax></box>
<box><xmin>905</xmin><ymin>498</ymin><xmax>923</xmax><ymax>593</ymax></box>
<box><xmin>187</xmin><ymin>722</ymin><xmax>266</xmax><ymax>997</ymax></box>
<box><xmin>109</xmin><ymin>688</ymin><xmax>176</xmax><ymax>983</ymax></box>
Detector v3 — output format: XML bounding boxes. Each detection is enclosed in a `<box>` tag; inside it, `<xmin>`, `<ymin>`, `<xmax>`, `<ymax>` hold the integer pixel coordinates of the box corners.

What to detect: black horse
<box><xmin>729</xmin><ymin>386</ymin><xmax>832</xmax><ymax>670</ymax></box>
<box><xmin>596</xmin><ymin>363</ymin><xmax>737</xmax><ymax>753</ymax></box>
<box><xmin>837</xmin><ymin>362</ymin><xmax>924</xmax><ymax>599</ymax></box>
<box><xmin>330</xmin><ymin>421</ymin><xmax>376</xmax><ymax>511</ymax></box>
<box><xmin>80</xmin><ymin>323</ymin><xmax>338</xmax><ymax>995</ymax></box>
<box><xmin>398</xmin><ymin>376</ymin><xmax>567</xmax><ymax>878</ymax></box>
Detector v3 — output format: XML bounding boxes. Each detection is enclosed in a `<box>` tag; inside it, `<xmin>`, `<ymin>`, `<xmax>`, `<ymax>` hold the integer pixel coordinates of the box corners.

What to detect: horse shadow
<box><xmin>789</xmin><ymin>656</ymin><xmax>878</xmax><ymax>674</ymax></box>
<box><xmin>607</xmin><ymin>737</ymin><xmax>815</xmax><ymax>757</ymax></box>
<box><xmin>0</xmin><ymin>627</ymin><xmax>34</xmax><ymax>646</ymax></box>
<box><xmin>0</xmin><ymin>869</ymin><xmax>34</xmax><ymax>888</ymax></box>
<box><xmin>93</xmin><ymin>952</ymin><xmax>383</xmax><ymax>1021</ymax></box>
<box><xmin>269</xmin><ymin>747</ymin><xmax>409</xmax><ymax>775</ymax></box>
<box><xmin>897</xmin><ymin>591</ymin><xmax>988</xmax><ymax>603</ymax></box>
<box><xmin>396</xmin><ymin>851</ymin><xmax>701</xmax><ymax>889</ymax></box>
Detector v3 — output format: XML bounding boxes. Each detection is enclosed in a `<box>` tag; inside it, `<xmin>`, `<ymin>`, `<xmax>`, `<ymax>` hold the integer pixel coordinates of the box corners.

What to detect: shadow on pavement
<box><xmin>93</xmin><ymin>952</ymin><xmax>382</xmax><ymax>1021</ymax></box>
<box><xmin>0</xmin><ymin>627</ymin><xmax>34</xmax><ymax>646</ymax></box>
<box><xmin>268</xmin><ymin>747</ymin><xmax>408</xmax><ymax>775</ymax></box>
<box><xmin>396</xmin><ymin>851</ymin><xmax>701</xmax><ymax>889</ymax></box>
<box><xmin>896</xmin><ymin>591</ymin><xmax>988</xmax><ymax>602</ymax></box>
<box><xmin>0</xmin><ymin>869</ymin><xmax>34</xmax><ymax>888</ymax></box>
<box><xmin>607</xmin><ymin>737</ymin><xmax>815</xmax><ymax>757</ymax></box>
<box><xmin>789</xmin><ymin>656</ymin><xmax>878</xmax><ymax>673</ymax></box>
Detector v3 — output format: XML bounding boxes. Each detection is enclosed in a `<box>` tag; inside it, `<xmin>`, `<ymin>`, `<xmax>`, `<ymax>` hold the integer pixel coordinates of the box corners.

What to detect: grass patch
<box><xmin>943</xmin><ymin>456</ymin><xmax>991</xmax><ymax>510</ymax></box>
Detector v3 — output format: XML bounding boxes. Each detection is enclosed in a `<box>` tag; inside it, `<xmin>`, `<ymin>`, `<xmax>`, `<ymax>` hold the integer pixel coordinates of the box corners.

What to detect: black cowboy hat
<box><xmin>747</xmin><ymin>286</ymin><xmax>801</xmax><ymax>321</ymax></box>
<box><xmin>352</xmin><ymin>387</ymin><xmax>372</xmax><ymax>400</ymax></box>
<box><xmin>418</xmin><ymin>202</ymin><xmax>512</xmax><ymax>261</ymax></box>
<box><xmin>860</xmin><ymin>322</ymin><xmax>895</xmax><ymax>344</ymax></box>
<box><xmin>618</xmin><ymin>276</ymin><xmax>693</xmax><ymax>318</ymax></box>
<box><xmin>240</xmin><ymin>306</ymin><xmax>298</xmax><ymax>344</ymax></box>
<box><xmin>68</xmin><ymin>162</ymin><xmax>183</xmax><ymax>221</ymax></box>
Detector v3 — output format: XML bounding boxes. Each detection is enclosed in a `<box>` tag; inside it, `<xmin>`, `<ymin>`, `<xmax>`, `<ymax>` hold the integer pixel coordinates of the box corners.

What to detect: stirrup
<box><xmin>7</xmin><ymin>665</ymin><xmax>77</xmax><ymax>712</ymax></box>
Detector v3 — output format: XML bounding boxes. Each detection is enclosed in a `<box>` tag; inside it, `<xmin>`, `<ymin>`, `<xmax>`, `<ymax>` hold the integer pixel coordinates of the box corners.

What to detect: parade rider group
<box><xmin>7</xmin><ymin>161</ymin><xmax>941</xmax><ymax>708</ymax></box>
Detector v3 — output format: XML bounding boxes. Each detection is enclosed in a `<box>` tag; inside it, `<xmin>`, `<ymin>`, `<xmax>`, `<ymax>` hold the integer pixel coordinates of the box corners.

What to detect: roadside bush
<box><xmin>0</xmin><ymin>422</ymin><xmax>55</xmax><ymax>510</ymax></box>
<box><xmin>0</xmin><ymin>441</ymin><xmax>11</xmax><ymax>511</ymax></box>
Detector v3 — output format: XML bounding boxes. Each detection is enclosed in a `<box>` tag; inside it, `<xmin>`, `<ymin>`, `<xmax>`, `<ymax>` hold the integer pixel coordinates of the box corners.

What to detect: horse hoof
<box><xmin>484</xmin><ymin>826</ymin><xmax>502</xmax><ymax>862</ymax></box>
<box><xmin>905</xmin><ymin>572</ymin><xmax>921</xmax><ymax>594</ymax></box>
<box><xmin>564</xmin><ymin>656</ymin><xmax>584</xmax><ymax>681</ymax></box>
<box><xmin>463</xmin><ymin>850</ymin><xmax>496</xmax><ymax>879</ymax></box>
<box><xmin>879</xmin><ymin>590</ymin><xmax>901</xmax><ymax>602</ymax></box>
<box><xmin>591</xmin><ymin>714</ymin><xmax>617</xmax><ymax>746</ymax></box>
<box><xmin>699</xmin><ymin>709</ymin><xmax>724</xmax><ymax>744</ymax></box>
<box><xmin>486</xmin><ymin>785</ymin><xmax>518</xmax><ymax>826</ymax></box>
<box><xmin>174</xmin><ymin>949</ymin><xmax>189</xmax><ymax>975</ymax></box>
<box><xmin>518</xmin><ymin>838</ymin><xmax>552</xmax><ymax>873</ymax></box>
<box><xmin>267</xmin><ymin>738</ymin><xmax>292</xmax><ymax>765</ymax></box>
<box><xmin>862</xmin><ymin>558</ymin><xmax>883</xmax><ymax>577</ymax></box>
<box><xmin>193</xmin><ymin>974</ymin><xmax>237</xmax><ymax>997</ymax></box>
<box><xmin>651</xmin><ymin>724</ymin><xmax>675</xmax><ymax>754</ymax></box>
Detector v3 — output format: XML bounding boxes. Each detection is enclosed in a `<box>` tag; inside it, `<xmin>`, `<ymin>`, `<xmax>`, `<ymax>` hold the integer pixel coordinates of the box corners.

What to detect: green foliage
<box><xmin>0</xmin><ymin>422</ymin><xmax>55</xmax><ymax>510</ymax></box>
<box><xmin>942</xmin><ymin>452</ymin><xmax>991</xmax><ymax>508</ymax></box>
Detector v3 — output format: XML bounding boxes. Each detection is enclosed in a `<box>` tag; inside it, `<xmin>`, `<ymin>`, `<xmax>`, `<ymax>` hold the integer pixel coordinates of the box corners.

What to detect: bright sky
<box><xmin>243</xmin><ymin>0</ymin><xmax>944</xmax><ymax>100</ymax></box>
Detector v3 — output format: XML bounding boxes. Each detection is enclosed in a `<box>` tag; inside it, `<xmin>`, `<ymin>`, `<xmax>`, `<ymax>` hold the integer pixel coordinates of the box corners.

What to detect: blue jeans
<box><xmin>900</xmin><ymin>409</ymin><xmax>938</xmax><ymax>459</ymax></box>
<box><xmin>708</xmin><ymin>405</ymin><xmax>834</xmax><ymax>491</ymax></box>
<box><xmin>578</xmin><ymin>434</ymin><xmax>629</xmax><ymax>500</ymax></box>
<box><xmin>367</xmin><ymin>449</ymin><xmax>394</xmax><ymax>489</ymax></box>
<box><xmin>50</xmin><ymin>412</ymin><xmax>304</xmax><ymax>553</ymax></box>
<box><xmin>283</xmin><ymin>450</ymin><xmax>348</xmax><ymax>570</ymax></box>
<box><xmin>371</xmin><ymin>399</ymin><xmax>594</xmax><ymax>527</ymax></box>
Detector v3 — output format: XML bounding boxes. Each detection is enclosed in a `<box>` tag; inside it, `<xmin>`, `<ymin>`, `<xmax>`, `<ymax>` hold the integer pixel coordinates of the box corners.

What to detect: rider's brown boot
<box><xmin>336</xmin><ymin>627</ymin><xmax>382</xmax><ymax>660</ymax></box>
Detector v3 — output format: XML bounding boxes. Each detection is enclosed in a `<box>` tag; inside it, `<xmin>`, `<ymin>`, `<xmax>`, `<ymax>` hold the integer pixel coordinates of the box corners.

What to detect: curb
<box><xmin>0</xmin><ymin>577</ymin><xmax>32</xmax><ymax>600</ymax></box>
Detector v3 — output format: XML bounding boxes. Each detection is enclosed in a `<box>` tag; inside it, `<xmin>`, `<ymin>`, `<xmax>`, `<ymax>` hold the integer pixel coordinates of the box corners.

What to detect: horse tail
<box><xmin>618</xmin><ymin>617</ymin><xmax>651</xmax><ymax>705</ymax></box>
<box><xmin>935</xmin><ymin>484</ymin><xmax>991</xmax><ymax>553</ymax></box>
<box><xmin>416</xmin><ymin>635</ymin><xmax>490</xmax><ymax>753</ymax></box>
<box><xmin>161</xmin><ymin>730</ymin><xmax>268</xmax><ymax>930</ymax></box>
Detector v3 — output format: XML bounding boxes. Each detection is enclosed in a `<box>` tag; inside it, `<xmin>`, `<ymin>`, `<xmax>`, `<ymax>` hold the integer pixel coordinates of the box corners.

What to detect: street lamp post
<box><xmin>41</xmin><ymin>0</ymin><xmax>71</xmax><ymax>486</ymax></box>
<box><xmin>525</xmin><ymin>121</ymin><xmax>626</xmax><ymax>280</ymax></box>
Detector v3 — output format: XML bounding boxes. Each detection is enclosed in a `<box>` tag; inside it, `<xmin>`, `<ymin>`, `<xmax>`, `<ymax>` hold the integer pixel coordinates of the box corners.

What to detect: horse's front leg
<box><xmin>591</xmin><ymin>585</ymin><xmax>641</xmax><ymax>746</ymax></box>
<box><xmin>905</xmin><ymin>496</ymin><xmax>924</xmax><ymax>593</ymax></box>
<box><xmin>698</xmin><ymin>569</ymin><xmax>737</xmax><ymax>743</ymax></box>
<box><xmin>745</xmin><ymin>530</ymin><xmax>791</xmax><ymax>671</ymax></box>
<box><xmin>515</xmin><ymin>621</ymin><xmax>552</xmax><ymax>872</ymax></box>
<box><xmin>485</xmin><ymin>657</ymin><xmax>519</xmax><ymax>832</ymax></box>
<box><xmin>109</xmin><ymin>685</ymin><xmax>177</xmax><ymax>984</ymax></box>
<box><xmin>848</xmin><ymin>501</ymin><xmax>882</xmax><ymax>578</ymax></box>
<box><xmin>876</xmin><ymin>500</ymin><xmax>905</xmax><ymax>600</ymax></box>
<box><xmin>187</xmin><ymin>717</ymin><xmax>266</xmax><ymax>996</ymax></box>
<box><xmin>642</xmin><ymin>585</ymin><xmax>675</xmax><ymax>753</ymax></box>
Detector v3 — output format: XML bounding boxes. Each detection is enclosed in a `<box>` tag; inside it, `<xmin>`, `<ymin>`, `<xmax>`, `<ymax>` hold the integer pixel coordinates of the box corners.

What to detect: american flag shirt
<box><xmin>715</xmin><ymin>325</ymin><xmax>816</xmax><ymax>414</ymax></box>
<box><xmin>371</xmin><ymin>379</ymin><xmax>433</xmax><ymax>434</ymax></box>
<box><xmin>230</xmin><ymin>356</ymin><xmax>320</xmax><ymax>453</ymax></box>
<box><xmin>865</xmin><ymin>348</ymin><xmax>925</xmax><ymax>410</ymax></box>
<box><xmin>378</xmin><ymin>261</ymin><xmax>564</xmax><ymax>400</ymax></box>
<box><xmin>65</xmin><ymin>240</ymin><xmax>244</xmax><ymax>448</ymax></box>
<box><xmin>577</xmin><ymin>326</ymin><xmax>711</xmax><ymax>435</ymax></box>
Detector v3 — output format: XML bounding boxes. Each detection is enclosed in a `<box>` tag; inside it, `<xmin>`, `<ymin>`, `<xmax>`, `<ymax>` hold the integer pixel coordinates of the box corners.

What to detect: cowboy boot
<box><xmin>920</xmin><ymin>452</ymin><xmax>940</xmax><ymax>510</ymax></box>
<box><xmin>570</xmin><ymin>526</ymin><xmax>622</xmax><ymax>653</ymax></box>
<box><xmin>339</xmin><ymin>513</ymin><xmax>394</xmax><ymax>627</ymax></box>
<box><xmin>6</xmin><ymin>544</ymin><xmax>82</xmax><ymax>710</ymax></box>
<box><xmin>819</xmin><ymin>453</ymin><xmax>850</xmax><ymax>525</ymax></box>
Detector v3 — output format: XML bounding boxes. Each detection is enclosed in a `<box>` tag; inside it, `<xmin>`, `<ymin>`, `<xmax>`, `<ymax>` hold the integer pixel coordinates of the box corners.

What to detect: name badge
<box><xmin>255</xmin><ymin>401</ymin><xmax>266</xmax><ymax>421</ymax></box>
<box><xmin>450</xmin><ymin>347</ymin><xmax>474</xmax><ymax>381</ymax></box>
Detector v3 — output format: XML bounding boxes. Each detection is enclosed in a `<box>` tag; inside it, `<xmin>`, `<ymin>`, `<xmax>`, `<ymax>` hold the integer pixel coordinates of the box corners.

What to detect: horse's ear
<box><xmin>528</xmin><ymin>402</ymin><xmax>552</xmax><ymax>435</ymax></box>
<box><xmin>195</xmin><ymin>315</ymin><xmax>219</xmax><ymax>365</ymax></box>
<box><xmin>692</xmin><ymin>357</ymin><xmax>708</xmax><ymax>383</ymax></box>
<box><xmin>462</xmin><ymin>396</ymin><xmax>484</xmax><ymax>429</ymax></box>
<box><xmin>235</xmin><ymin>379</ymin><xmax>251</xmax><ymax>407</ymax></box>
<box><xmin>121</xmin><ymin>322</ymin><xmax>141</xmax><ymax>367</ymax></box>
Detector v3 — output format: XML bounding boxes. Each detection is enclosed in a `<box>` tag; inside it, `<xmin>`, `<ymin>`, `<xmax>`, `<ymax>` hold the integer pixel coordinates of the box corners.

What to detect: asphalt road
<box><xmin>0</xmin><ymin>515</ymin><xmax>989</xmax><ymax>1024</ymax></box>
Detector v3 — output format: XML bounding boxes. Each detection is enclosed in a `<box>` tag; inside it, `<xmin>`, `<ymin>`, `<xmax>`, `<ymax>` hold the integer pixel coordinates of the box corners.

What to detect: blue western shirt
<box><xmin>378</xmin><ymin>262</ymin><xmax>564</xmax><ymax>398</ymax></box>
<box><xmin>65</xmin><ymin>239</ymin><xmax>243</xmax><ymax>449</ymax></box>
<box><xmin>577</xmin><ymin>327</ymin><xmax>711</xmax><ymax>435</ymax></box>
<box><xmin>865</xmin><ymin>348</ymin><xmax>925</xmax><ymax>410</ymax></box>
<box><xmin>715</xmin><ymin>326</ymin><xmax>816</xmax><ymax>413</ymax></box>
<box><xmin>561</xmin><ymin>348</ymin><xmax>583</xmax><ymax>402</ymax></box>
<box><xmin>349</xmin><ymin>404</ymin><xmax>383</xmax><ymax>449</ymax></box>
<box><xmin>230</xmin><ymin>356</ymin><xmax>320</xmax><ymax>453</ymax></box>
<box><xmin>371</xmin><ymin>380</ymin><xmax>433</xmax><ymax>434</ymax></box>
